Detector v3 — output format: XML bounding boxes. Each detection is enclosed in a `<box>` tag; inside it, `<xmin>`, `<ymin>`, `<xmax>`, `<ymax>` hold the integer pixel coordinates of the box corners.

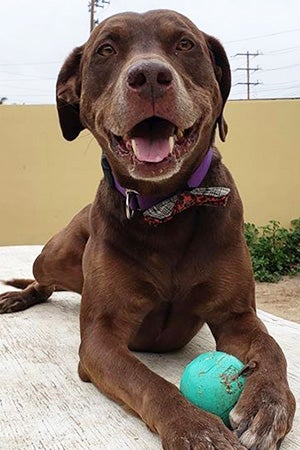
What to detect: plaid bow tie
<box><xmin>143</xmin><ymin>187</ymin><xmax>230</xmax><ymax>225</ymax></box>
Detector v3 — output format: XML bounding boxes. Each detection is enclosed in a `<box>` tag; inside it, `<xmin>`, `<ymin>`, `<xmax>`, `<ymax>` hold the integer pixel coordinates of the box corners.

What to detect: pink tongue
<box><xmin>134</xmin><ymin>137</ymin><xmax>171</xmax><ymax>163</ymax></box>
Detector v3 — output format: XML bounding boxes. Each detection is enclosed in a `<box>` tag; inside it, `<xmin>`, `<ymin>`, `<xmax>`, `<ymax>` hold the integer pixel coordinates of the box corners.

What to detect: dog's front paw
<box><xmin>162</xmin><ymin>406</ymin><xmax>246</xmax><ymax>450</ymax></box>
<box><xmin>230</xmin><ymin>374</ymin><xmax>296</xmax><ymax>450</ymax></box>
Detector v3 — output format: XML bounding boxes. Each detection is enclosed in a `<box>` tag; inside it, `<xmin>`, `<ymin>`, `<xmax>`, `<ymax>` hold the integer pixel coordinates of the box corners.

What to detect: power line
<box><xmin>0</xmin><ymin>78</ymin><xmax>56</xmax><ymax>81</ymax></box>
<box><xmin>0</xmin><ymin>84</ymin><xmax>53</xmax><ymax>92</ymax></box>
<box><xmin>6</xmin><ymin>94</ymin><xmax>52</xmax><ymax>97</ymax></box>
<box><xmin>0</xmin><ymin>69</ymin><xmax>57</xmax><ymax>80</ymax></box>
<box><xmin>0</xmin><ymin>61</ymin><xmax>60</xmax><ymax>66</ymax></box>
<box><xmin>255</xmin><ymin>84</ymin><xmax>300</xmax><ymax>94</ymax></box>
<box><xmin>262</xmin><ymin>63</ymin><xmax>300</xmax><ymax>72</ymax></box>
<box><xmin>262</xmin><ymin>78</ymin><xmax>300</xmax><ymax>86</ymax></box>
<box><xmin>264</xmin><ymin>45</ymin><xmax>300</xmax><ymax>55</ymax></box>
<box><xmin>226</xmin><ymin>27</ymin><xmax>300</xmax><ymax>44</ymax></box>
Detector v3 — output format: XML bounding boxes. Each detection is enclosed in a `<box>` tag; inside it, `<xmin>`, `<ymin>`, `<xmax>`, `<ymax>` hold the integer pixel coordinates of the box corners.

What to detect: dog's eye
<box><xmin>176</xmin><ymin>38</ymin><xmax>194</xmax><ymax>51</ymax></box>
<box><xmin>97</xmin><ymin>43</ymin><xmax>116</xmax><ymax>57</ymax></box>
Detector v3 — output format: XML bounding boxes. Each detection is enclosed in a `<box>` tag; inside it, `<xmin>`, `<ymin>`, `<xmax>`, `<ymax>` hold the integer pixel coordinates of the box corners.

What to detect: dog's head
<box><xmin>56</xmin><ymin>10</ymin><xmax>231</xmax><ymax>195</ymax></box>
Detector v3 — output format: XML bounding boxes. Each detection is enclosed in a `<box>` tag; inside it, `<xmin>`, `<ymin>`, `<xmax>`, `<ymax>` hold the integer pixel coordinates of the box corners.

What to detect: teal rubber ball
<box><xmin>180</xmin><ymin>351</ymin><xmax>246</xmax><ymax>426</ymax></box>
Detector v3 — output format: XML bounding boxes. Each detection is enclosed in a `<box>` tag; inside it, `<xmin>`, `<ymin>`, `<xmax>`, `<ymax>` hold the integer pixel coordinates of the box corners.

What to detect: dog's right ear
<box><xmin>56</xmin><ymin>46</ymin><xmax>85</xmax><ymax>141</ymax></box>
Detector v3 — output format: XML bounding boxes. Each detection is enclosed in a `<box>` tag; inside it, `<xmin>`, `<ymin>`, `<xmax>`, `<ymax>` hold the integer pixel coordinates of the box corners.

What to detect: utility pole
<box><xmin>89</xmin><ymin>0</ymin><xmax>95</xmax><ymax>33</ymax></box>
<box><xmin>234</xmin><ymin>51</ymin><xmax>261</xmax><ymax>99</ymax></box>
<box><xmin>88</xmin><ymin>0</ymin><xmax>111</xmax><ymax>33</ymax></box>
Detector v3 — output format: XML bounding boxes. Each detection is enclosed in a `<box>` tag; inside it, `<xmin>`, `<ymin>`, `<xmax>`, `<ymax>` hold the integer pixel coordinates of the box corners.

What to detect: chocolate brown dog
<box><xmin>0</xmin><ymin>10</ymin><xmax>295</xmax><ymax>450</ymax></box>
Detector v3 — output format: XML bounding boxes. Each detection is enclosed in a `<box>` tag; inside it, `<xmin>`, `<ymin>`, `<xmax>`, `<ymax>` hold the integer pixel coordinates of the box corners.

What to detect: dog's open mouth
<box><xmin>108</xmin><ymin>116</ymin><xmax>200</xmax><ymax>178</ymax></box>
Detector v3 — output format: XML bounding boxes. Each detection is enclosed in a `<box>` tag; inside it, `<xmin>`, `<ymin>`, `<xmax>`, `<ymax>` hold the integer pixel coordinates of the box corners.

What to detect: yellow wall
<box><xmin>0</xmin><ymin>100</ymin><xmax>299</xmax><ymax>245</ymax></box>
<box><xmin>220</xmin><ymin>99</ymin><xmax>299</xmax><ymax>229</ymax></box>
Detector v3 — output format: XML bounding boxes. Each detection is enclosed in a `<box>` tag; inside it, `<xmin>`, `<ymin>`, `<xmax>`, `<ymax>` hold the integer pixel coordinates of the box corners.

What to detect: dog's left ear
<box><xmin>56</xmin><ymin>45</ymin><xmax>85</xmax><ymax>141</ymax></box>
<box><xmin>205</xmin><ymin>35</ymin><xmax>231</xmax><ymax>142</ymax></box>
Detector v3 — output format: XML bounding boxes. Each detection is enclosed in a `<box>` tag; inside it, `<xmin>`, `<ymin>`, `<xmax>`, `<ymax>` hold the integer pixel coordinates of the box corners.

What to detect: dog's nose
<box><xmin>127</xmin><ymin>60</ymin><xmax>173</xmax><ymax>100</ymax></box>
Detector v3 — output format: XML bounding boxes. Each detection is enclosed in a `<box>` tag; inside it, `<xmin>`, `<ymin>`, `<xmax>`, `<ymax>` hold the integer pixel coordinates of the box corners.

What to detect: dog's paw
<box><xmin>229</xmin><ymin>375</ymin><xmax>296</xmax><ymax>450</ymax></box>
<box><xmin>162</xmin><ymin>406</ymin><xmax>246</xmax><ymax>450</ymax></box>
<box><xmin>0</xmin><ymin>291</ymin><xmax>27</xmax><ymax>313</ymax></box>
<box><xmin>163</xmin><ymin>432</ymin><xmax>246</xmax><ymax>450</ymax></box>
<box><xmin>0</xmin><ymin>288</ymin><xmax>46</xmax><ymax>313</ymax></box>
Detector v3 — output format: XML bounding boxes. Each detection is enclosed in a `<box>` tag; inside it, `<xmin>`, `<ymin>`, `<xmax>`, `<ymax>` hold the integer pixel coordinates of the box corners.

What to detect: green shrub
<box><xmin>244</xmin><ymin>219</ymin><xmax>300</xmax><ymax>282</ymax></box>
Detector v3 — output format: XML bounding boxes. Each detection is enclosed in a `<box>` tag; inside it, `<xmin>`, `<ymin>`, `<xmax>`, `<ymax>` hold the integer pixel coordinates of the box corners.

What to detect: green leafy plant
<box><xmin>244</xmin><ymin>219</ymin><xmax>300</xmax><ymax>282</ymax></box>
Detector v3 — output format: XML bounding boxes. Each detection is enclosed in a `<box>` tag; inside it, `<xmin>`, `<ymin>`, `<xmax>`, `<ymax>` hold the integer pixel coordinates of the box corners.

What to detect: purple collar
<box><xmin>111</xmin><ymin>148</ymin><xmax>213</xmax><ymax>218</ymax></box>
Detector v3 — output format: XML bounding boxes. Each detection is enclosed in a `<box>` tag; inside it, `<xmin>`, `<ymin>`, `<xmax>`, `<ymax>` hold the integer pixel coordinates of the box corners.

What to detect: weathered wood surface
<box><xmin>0</xmin><ymin>246</ymin><xmax>299</xmax><ymax>449</ymax></box>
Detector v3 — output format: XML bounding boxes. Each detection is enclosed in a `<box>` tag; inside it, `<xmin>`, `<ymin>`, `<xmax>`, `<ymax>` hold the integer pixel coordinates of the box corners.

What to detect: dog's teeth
<box><xmin>176</xmin><ymin>129</ymin><xmax>184</xmax><ymax>139</ymax></box>
<box><xmin>169</xmin><ymin>136</ymin><xmax>175</xmax><ymax>152</ymax></box>
<box><xmin>131</xmin><ymin>139</ymin><xmax>137</xmax><ymax>155</ymax></box>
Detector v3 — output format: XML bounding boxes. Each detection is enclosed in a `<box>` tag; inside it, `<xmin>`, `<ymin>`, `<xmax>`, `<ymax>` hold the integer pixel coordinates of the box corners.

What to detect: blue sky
<box><xmin>0</xmin><ymin>0</ymin><xmax>299</xmax><ymax>104</ymax></box>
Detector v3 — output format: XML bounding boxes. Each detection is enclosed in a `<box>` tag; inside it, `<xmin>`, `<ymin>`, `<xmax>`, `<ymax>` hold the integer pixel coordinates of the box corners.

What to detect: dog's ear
<box><xmin>56</xmin><ymin>46</ymin><xmax>85</xmax><ymax>141</ymax></box>
<box><xmin>205</xmin><ymin>35</ymin><xmax>231</xmax><ymax>142</ymax></box>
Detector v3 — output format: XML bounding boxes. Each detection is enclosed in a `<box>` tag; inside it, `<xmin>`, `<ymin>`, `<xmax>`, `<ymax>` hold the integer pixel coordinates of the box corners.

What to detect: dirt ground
<box><xmin>255</xmin><ymin>274</ymin><xmax>300</xmax><ymax>323</ymax></box>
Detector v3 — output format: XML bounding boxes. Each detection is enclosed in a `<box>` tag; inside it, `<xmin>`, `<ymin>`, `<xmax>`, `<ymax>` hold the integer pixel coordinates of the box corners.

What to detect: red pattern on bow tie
<box><xmin>143</xmin><ymin>187</ymin><xmax>230</xmax><ymax>225</ymax></box>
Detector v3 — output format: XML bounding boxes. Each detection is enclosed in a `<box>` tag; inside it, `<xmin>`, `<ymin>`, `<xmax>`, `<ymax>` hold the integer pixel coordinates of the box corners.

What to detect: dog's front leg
<box><xmin>78</xmin><ymin>282</ymin><xmax>245</xmax><ymax>449</ymax></box>
<box><xmin>209</xmin><ymin>312</ymin><xmax>296</xmax><ymax>450</ymax></box>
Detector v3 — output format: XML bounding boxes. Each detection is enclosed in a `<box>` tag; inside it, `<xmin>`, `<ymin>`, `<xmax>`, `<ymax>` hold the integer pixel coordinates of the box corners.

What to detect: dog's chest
<box><xmin>144</xmin><ymin>234</ymin><xmax>211</xmax><ymax>303</ymax></box>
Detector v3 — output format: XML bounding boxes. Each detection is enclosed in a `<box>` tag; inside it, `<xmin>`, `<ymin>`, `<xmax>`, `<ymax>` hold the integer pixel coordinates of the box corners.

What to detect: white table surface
<box><xmin>1</xmin><ymin>246</ymin><xmax>299</xmax><ymax>450</ymax></box>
